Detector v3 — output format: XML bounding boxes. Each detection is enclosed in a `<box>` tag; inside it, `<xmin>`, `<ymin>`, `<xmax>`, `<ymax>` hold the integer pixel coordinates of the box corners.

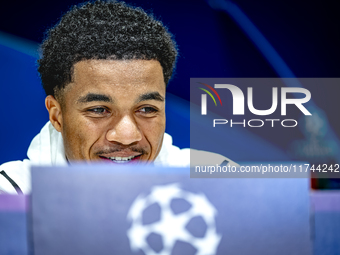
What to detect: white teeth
<box><xmin>108</xmin><ymin>155</ymin><xmax>137</xmax><ymax>162</ymax></box>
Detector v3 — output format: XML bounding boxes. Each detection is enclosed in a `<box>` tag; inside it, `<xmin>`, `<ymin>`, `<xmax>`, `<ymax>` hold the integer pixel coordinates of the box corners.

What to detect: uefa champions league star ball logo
<box><xmin>126</xmin><ymin>183</ymin><xmax>222</xmax><ymax>255</ymax></box>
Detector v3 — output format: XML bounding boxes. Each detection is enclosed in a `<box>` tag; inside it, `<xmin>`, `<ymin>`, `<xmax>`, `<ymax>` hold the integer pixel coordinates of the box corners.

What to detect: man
<box><xmin>0</xmin><ymin>1</ymin><xmax>237</xmax><ymax>194</ymax></box>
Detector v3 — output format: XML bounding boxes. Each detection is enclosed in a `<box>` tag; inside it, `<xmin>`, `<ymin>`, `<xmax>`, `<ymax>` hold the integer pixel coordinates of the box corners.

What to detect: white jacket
<box><xmin>0</xmin><ymin>122</ymin><xmax>237</xmax><ymax>194</ymax></box>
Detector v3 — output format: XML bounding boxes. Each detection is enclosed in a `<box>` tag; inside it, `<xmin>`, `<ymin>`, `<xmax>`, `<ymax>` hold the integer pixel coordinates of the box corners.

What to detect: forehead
<box><xmin>64</xmin><ymin>59</ymin><xmax>165</xmax><ymax>101</ymax></box>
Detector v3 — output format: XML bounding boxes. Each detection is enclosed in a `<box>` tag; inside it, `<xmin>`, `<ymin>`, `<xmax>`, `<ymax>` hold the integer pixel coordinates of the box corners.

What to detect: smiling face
<box><xmin>45</xmin><ymin>59</ymin><xmax>166</xmax><ymax>164</ymax></box>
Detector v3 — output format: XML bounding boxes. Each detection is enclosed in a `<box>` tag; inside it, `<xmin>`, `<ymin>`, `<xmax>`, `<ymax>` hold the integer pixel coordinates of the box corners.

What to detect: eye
<box><xmin>87</xmin><ymin>107</ymin><xmax>110</xmax><ymax>116</ymax></box>
<box><xmin>137</xmin><ymin>106</ymin><xmax>158</xmax><ymax>116</ymax></box>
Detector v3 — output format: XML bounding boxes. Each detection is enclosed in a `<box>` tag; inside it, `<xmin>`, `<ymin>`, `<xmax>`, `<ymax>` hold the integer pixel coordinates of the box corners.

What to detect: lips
<box><xmin>99</xmin><ymin>154</ymin><xmax>142</xmax><ymax>164</ymax></box>
<box><xmin>96</xmin><ymin>145</ymin><xmax>147</xmax><ymax>164</ymax></box>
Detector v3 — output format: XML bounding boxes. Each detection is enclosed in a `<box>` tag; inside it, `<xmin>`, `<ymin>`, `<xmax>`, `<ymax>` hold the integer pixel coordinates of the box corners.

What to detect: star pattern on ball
<box><xmin>127</xmin><ymin>183</ymin><xmax>222</xmax><ymax>255</ymax></box>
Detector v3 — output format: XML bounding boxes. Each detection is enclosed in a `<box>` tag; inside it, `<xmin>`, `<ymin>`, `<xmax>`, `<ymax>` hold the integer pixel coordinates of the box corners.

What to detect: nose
<box><xmin>106</xmin><ymin>115</ymin><xmax>142</xmax><ymax>145</ymax></box>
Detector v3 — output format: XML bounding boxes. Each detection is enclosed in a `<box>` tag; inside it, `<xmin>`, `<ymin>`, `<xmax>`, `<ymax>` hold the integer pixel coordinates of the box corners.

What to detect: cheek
<box><xmin>62</xmin><ymin>120</ymin><xmax>84</xmax><ymax>159</ymax></box>
<box><xmin>141</xmin><ymin>117</ymin><xmax>166</xmax><ymax>149</ymax></box>
<box><xmin>62</xmin><ymin>116</ymin><xmax>105</xmax><ymax>159</ymax></box>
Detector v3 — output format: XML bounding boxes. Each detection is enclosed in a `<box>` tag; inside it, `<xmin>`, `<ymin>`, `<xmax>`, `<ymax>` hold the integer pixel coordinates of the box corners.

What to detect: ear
<box><xmin>45</xmin><ymin>95</ymin><xmax>63</xmax><ymax>132</ymax></box>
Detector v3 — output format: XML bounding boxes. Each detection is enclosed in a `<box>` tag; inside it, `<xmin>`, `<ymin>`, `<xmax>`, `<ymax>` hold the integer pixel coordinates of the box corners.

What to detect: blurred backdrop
<box><xmin>0</xmin><ymin>0</ymin><xmax>339</xmax><ymax>188</ymax></box>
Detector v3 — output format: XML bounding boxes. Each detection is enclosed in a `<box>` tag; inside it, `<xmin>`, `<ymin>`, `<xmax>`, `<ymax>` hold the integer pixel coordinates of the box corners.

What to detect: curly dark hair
<box><xmin>38</xmin><ymin>0</ymin><xmax>178</xmax><ymax>97</ymax></box>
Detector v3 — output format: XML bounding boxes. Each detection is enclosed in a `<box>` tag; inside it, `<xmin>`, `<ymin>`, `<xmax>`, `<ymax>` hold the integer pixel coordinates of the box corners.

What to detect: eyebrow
<box><xmin>136</xmin><ymin>92</ymin><xmax>165</xmax><ymax>103</ymax></box>
<box><xmin>77</xmin><ymin>93</ymin><xmax>113</xmax><ymax>104</ymax></box>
